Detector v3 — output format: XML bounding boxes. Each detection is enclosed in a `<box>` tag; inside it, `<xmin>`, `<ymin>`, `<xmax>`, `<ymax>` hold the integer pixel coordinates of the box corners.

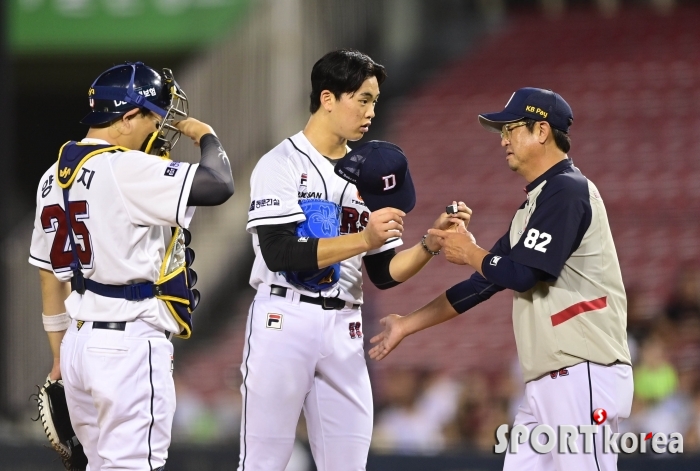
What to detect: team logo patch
<box><xmin>266</xmin><ymin>313</ymin><xmax>283</xmax><ymax>330</ymax></box>
<box><xmin>349</xmin><ymin>322</ymin><xmax>362</xmax><ymax>339</ymax></box>
<box><xmin>76</xmin><ymin>320</ymin><xmax>84</xmax><ymax>331</ymax></box>
<box><xmin>382</xmin><ymin>174</ymin><xmax>396</xmax><ymax>191</ymax></box>
<box><xmin>549</xmin><ymin>368</ymin><xmax>569</xmax><ymax>379</ymax></box>
<box><xmin>164</xmin><ymin>161</ymin><xmax>181</xmax><ymax>177</ymax></box>
<box><xmin>490</xmin><ymin>256</ymin><xmax>502</xmax><ymax>266</ymax></box>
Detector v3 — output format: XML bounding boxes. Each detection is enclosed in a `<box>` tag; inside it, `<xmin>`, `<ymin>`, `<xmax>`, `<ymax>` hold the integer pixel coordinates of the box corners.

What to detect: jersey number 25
<box><xmin>41</xmin><ymin>202</ymin><xmax>93</xmax><ymax>271</ymax></box>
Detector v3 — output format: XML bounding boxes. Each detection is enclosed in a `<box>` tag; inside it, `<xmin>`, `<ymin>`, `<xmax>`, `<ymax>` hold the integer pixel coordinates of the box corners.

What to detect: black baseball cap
<box><xmin>478</xmin><ymin>87</ymin><xmax>573</xmax><ymax>133</ymax></box>
<box><xmin>334</xmin><ymin>141</ymin><xmax>416</xmax><ymax>213</ymax></box>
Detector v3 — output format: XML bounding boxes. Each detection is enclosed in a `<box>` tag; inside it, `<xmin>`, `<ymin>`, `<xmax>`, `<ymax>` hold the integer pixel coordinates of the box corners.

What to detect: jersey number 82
<box><xmin>523</xmin><ymin>228</ymin><xmax>551</xmax><ymax>253</ymax></box>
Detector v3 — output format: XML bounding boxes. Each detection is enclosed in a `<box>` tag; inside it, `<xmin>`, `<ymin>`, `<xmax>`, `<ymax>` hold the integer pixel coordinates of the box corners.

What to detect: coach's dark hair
<box><xmin>524</xmin><ymin>118</ymin><xmax>571</xmax><ymax>153</ymax></box>
<box><xmin>309</xmin><ymin>49</ymin><xmax>387</xmax><ymax>114</ymax></box>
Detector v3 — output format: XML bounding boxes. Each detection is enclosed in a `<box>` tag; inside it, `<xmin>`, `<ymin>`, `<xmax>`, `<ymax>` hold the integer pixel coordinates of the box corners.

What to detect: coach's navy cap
<box><xmin>478</xmin><ymin>87</ymin><xmax>573</xmax><ymax>133</ymax></box>
<box><xmin>334</xmin><ymin>141</ymin><xmax>416</xmax><ymax>213</ymax></box>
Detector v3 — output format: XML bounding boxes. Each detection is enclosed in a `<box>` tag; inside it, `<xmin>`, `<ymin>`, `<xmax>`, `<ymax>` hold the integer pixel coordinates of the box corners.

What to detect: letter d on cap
<box><xmin>382</xmin><ymin>174</ymin><xmax>396</xmax><ymax>191</ymax></box>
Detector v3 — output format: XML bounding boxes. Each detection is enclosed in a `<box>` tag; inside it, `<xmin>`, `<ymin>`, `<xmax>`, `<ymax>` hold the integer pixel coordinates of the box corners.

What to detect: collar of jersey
<box><xmin>525</xmin><ymin>158</ymin><xmax>573</xmax><ymax>193</ymax></box>
<box><xmin>80</xmin><ymin>138</ymin><xmax>111</xmax><ymax>145</ymax></box>
<box><xmin>56</xmin><ymin>141</ymin><xmax>129</xmax><ymax>189</ymax></box>
<box><xmin>295</xmin><ymin>131</ymin><xmax>351</xmax><ymax>163</ymax></box>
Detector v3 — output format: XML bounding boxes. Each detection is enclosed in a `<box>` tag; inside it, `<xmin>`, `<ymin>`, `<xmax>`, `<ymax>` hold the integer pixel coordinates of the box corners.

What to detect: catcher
<box><xmin>31</xmin><ymin>62</ymin><xmax>233</xmax><ymax>470</ymax></box>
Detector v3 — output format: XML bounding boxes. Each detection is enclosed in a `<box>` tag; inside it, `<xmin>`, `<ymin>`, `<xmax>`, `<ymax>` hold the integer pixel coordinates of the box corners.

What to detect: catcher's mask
<box><xmin>81</xmin><ymin>62</ymin><xmax>189</xmax><ymax>158</ymax></box>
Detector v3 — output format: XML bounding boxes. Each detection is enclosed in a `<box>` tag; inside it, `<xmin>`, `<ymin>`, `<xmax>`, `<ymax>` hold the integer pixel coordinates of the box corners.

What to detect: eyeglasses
<box><xmin>500</xmin><ymin>121</ymin><xmax>527</xmax><ymax>140</ymax></box>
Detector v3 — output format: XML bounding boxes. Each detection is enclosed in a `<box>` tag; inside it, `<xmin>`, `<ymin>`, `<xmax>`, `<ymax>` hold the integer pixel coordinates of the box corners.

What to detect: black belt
<box><xmin>270</xmin><ymin>285</ymin><xmax>360</xmax><ymax>310</ymax></box>
<box><xmin>92</xmin><ymin>321</ymin><xmax>169</xmax><ymax>338</ymax></box>
<box><xmin>93</xmin><ymin>321</ymin><xmax>126</xmax><ymax>331</ymax></box>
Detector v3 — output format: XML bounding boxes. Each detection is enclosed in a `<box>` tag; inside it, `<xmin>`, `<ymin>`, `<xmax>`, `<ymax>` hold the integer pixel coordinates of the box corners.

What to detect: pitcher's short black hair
<box><xmin>309</xmin><ymin>49</ymin><xmax>386</xmax><ymax>114</ymax></box>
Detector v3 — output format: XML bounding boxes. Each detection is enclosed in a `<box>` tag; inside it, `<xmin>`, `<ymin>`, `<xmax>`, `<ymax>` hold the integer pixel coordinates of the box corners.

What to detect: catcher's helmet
<box><xmin>81</xmin><ymin>62</ymin><xmax>189</xmax><ymax>156</ymax></box>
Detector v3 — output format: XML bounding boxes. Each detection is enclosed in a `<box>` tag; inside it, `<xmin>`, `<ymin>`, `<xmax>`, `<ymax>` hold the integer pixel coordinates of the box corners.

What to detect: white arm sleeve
<box><xmin>110</xmin><ymin>151</ymin><xmax>198</xmax><ymax>228</ymax></box>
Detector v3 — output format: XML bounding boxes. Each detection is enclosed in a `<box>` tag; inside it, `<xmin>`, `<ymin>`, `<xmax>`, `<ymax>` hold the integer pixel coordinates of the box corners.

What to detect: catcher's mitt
<box><xmin>283</xmin><ymin>199</ymin><xmax>341</xmax><ymax>293</ymax></box>
<box><xmin>33</xmin><ymin>376</ymin><xmax>88</xmax><ymax>471</ymax></box>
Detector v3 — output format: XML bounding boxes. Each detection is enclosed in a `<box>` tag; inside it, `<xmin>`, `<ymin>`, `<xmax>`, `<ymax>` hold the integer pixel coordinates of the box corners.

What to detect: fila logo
<box><xmin>266</xmin><ymin>313</ymin><xmax>283</xmax><ymax>330</ymax></box>
<box><xmin>300</xmin><ymin>173</ymin><xmax>307</xmax><ymax>185</ymax></box>
<box><xmin>349</xmin><ymin>322</ymin><xmax>362</xmax><ymax>339</ymax></box>
<box><xmin>490</xmin><ymin>256</ymin><xmax>502</xmax><ymax>266</ymax></box>
<box><xmin>382</xmin><ymin>174</ymin><xmax>396</xmax><ymax>191</ymax></box>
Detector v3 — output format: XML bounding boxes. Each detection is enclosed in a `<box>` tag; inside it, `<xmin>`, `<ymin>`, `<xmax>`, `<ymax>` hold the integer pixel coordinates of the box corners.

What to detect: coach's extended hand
<box><xmin>369</xmin><ymin>314</ymin><xmax>405</xmax><ymax>361</ymax></box>
<box><xmin>428</xmin><ymin>227</ymin><xmax>490</xmax><ymax>275</ymax></box>
<box><xmin>369</xmin><ymin>293</ymin><xmax>460</xmax><ymax>361</ymax></box>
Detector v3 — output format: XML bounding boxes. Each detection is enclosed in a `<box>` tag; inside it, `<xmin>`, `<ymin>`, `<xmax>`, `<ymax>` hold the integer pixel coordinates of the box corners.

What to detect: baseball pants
<box><xmin>61</xmin><ymin>319</ymin><xmax>175</xmax><ymax>471</ymax></box>
<box><xmin>238</xmin><ymin>285</ymin><xmax>372</xmax><ymax>471</ymax></box>
<box><xmin>503</xmin><ymin>361</ymin><xmax>633</xmax><ymax>471</ymax></box>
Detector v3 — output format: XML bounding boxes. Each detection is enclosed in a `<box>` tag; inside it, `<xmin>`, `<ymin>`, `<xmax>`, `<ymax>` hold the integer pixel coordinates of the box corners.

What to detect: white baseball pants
<box><xmin>60</xmin><ymin>319</ymin><xmax>175</xmax><ymax>471</ymax></box>
<box><xmin>503</xmin><ymin>361</ymin><xmax>633</xmax><ymax>471</ymax></box>
<box><xmin>238</xmin><ymin>285</ymin><xmax>372</xmax><ymax>471</ymax></box>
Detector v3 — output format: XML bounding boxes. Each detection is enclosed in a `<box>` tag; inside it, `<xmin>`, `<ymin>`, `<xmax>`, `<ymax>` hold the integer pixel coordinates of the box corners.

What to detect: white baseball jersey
<box><xmin>246</xmin><ymin>130</ymin><xmax>403</xmax><ymax>303</ymax></box>
<box><xmin>29</xmin><ymin>138</ymin><xmax>198</xmax><ymax>334</ymax></box>
<box><xmin>240</xmin><ymin>131</ymin><xmax>403</xmax><ymax>471</ymax></box>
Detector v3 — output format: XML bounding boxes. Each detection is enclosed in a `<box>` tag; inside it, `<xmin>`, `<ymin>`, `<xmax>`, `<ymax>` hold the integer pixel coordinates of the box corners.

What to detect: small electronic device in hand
<box><xmin>446</xmin><ymin>203</ymin><xmax>458</xmax><ymax>214</ymax></box>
